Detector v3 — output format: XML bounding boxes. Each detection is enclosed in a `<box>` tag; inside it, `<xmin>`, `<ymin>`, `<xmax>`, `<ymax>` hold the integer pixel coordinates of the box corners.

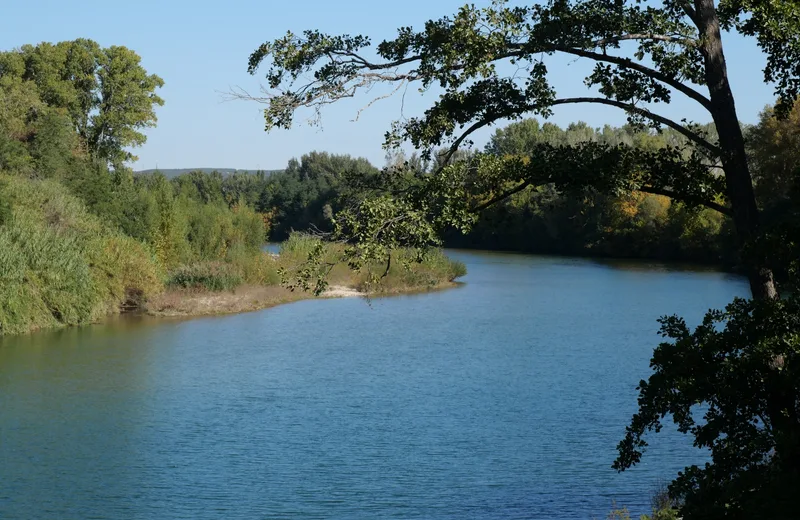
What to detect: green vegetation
<box><xmin>244</xmin><ymin>0</ymin><xmax>799</xmax><ymax>301</ymax></box>
<box><xmin>2</xmin><ymin>5</ymin><xmax>800</xmax><ymax>516</ymax></box>
<box><xmin>135</xmin><ymin>168</ymin><xmax>281</xmax><ymax>179</ymax></box>
<box><xmin>0</xmin><ymin>39</ymin><xmax>464</xmax><ymax>336</ymax></box>
<box><xmin>449</xmin><ymin>120</ymin><xmax>733</xmax><ymax>264</ymax></box>
<box><xmin>276</xmin><ymin>233</ymin><xmax>465</xmax><ymax>295</ymax></box>
<box><xmin>0</xmin><ymin>39</ymin><xmax>163</xmax><ymax>169</ymax></box>
<box><xmin>0</xmin><ymin>174</ymin><xmax>162</xmax><ymax>335</ymax></box>
<box><xmin>258</xmin><ymin>151</ymin><xmax>379</xmax><ymax>239</ymax></box>
<box><xmin>256</xmin><ymin>122</ymin><xmax>735</xmax><ymax>265</ymax></box>
<box><xmin>245</xmin><ymin>1</ymin><xmax>800</xmax><ymax>518</ymax></box>
<box><xmin>166</xmin><ymin>262</ymin><xmax>244</xmax><ymax>292</ymax></box>
<box><xmin>614</xmin><ymin>295</ymin><xmax>800</xmax><ymax>519</ymax></box>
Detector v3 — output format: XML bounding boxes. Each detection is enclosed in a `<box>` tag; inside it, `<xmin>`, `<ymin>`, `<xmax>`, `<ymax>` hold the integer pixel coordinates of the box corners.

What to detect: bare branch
<box><xmin>353</xmin><ymin>80</ymin><xmax>407</xmax><ymax>122</ymax></box>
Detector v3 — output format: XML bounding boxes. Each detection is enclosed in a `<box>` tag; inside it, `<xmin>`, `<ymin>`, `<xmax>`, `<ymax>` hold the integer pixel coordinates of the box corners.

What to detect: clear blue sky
<box><xmin>1</xmin><ymin>0</ymin><xmax>777</xmax><ymax>171</ymax></box>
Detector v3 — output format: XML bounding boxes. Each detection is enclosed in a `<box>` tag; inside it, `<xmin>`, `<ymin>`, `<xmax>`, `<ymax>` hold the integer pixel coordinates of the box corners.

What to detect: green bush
<box><xmin>354</xmin><ymin>248</ymin><xmax>467</xmax><ymax>293</ymax></box>
<box><xmin>166</xmin><ymin>262</ymin><xmax>243</xmax><ymax>292</ymax></box>
<box><xmin>227</xmin><ymin>244</ymin><xmax>281</xmax><ymax>285</ymax></box>
<box><xmin>279</xmin><ymin>232</ymin><xmax>326</xmax><ymax>258</ymax></box>
<box><xmin>276</xmin><ymin>233</ymin><xmax>466</xmax><ymax>294</ymax></box>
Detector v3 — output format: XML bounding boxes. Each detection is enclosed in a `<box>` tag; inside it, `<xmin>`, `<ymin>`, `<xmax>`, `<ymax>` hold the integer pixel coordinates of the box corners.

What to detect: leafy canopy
<box><xmin>613</xmin><ymin>296</ymin><xmax>800</xmax><ymax>519</ymax></box>
<box><xmin>0</xmin><ymin>39</ymin><xmax>164</xmax><ymax>167</ymax></box>
<box><xmin>247</xmin><ymin>0</ymin><xmax>799</xmax><ymax>141</ymax></box>
<box><xmin>242</xmin><ymin>0</ymin><xmax>799</xmax><ymax>288</ymax></box>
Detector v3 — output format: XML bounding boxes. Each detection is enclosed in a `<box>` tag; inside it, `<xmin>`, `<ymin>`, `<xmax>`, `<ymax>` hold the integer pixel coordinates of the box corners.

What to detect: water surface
<box><xmin>0</xmin><ymin>251</ymin><xmax>748</xmax><ymax>519</ymax></box>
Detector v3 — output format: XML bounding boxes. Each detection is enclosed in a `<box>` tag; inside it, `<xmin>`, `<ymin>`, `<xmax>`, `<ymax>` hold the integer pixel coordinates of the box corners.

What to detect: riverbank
<box><xmin>112</xmin><ymin>232</ymin><xmax>467</xmax><ymax>326</ymax></box>
<box><xmin>149</xmin><ymin>232</ymin><xmax>466</xmax><ymax>320</ymax></box>
<box><xmin>144</xmin><ymin>281</ymin><xmax>459</xmax><ymax>319</ymax></box>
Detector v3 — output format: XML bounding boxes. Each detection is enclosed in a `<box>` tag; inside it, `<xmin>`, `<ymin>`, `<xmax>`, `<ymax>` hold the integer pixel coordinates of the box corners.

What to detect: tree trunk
<box><xmin>695</xmin><ymin>0</ymin><xmax>778</xmax><ymax>300</ymax></box>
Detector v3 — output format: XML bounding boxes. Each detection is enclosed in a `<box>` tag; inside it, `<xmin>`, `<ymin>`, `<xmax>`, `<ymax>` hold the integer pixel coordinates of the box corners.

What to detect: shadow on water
<box><xmin>446</xmin><ymin>247</ymin><xmax>745</xmax><ymax>280</ymax></box>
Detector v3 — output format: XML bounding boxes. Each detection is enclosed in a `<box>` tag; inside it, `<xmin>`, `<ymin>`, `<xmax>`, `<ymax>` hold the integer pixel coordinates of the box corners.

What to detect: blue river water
<box><xmin>0</xmin><ymin>250</ymin><xmax>748</xmax><ymax>519</ymax></box>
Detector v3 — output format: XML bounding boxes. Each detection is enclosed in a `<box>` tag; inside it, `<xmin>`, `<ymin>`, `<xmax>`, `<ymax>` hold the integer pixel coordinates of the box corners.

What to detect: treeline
<box><xmin>3</xmin><ymin>38</ymin><xmax>797</xmax><ymax>332</ymax></box>
<box><xmin>236</xmin><ymin>109</ymin><xmax>797</xmax><ymax>267</ymax></box>
<box><xmin>447</xmin><ymin>120</ymin><xmax>735</xmax><ymax>264</ymax></box>
<box><xmin>147</xmin><ymin>152</ymin><xmax>382</xmax><ymax>241</ymax></box>
<box><xmin>0</xmin><ymin>40</ymin><xmax>269</xmax><ymax>263</ymax></box>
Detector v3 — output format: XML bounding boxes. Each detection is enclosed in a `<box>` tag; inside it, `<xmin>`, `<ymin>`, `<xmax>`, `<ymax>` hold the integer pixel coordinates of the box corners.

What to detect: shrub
<box><xmin>166</xmin><ymin>261</ymin><xmax>243</xmax><ymax>292</ymax></box>
<box><xmin>353</xmin><ymin>248</ymin><xmax>466</xmax><ymax>293</ymax></box>
<box><xmin>228</xmin><ymin>244</ymin><xmax>281</xmax><ymax>285</ymax></box>
<box><xmin>275</xmin><ymin>233</ymin><xmax>467</xmax><ymax>294</ymax></box>
<box><xmin>86</xmin><ymin>233</ymin><xmax>164</xmax><ymax>311</ymax></box>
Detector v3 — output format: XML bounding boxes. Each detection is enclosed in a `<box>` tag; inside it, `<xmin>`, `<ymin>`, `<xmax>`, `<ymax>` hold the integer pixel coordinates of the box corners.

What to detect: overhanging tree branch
<box><xmin>471</xmin><ymin>181</ymin><xmax>532</xmax><ymax>213</ymax></box>
<box><xmin>438</xmin><ymin>96</ymin><xmax>720</xmax><ymax>168</ymax></box>
<box><xmin>545</xmin><ymin>46</ymin><xmax>713</xmax><ymax>111</ymax></box>
<box><xmin>467</xmin><ymin>181</ymin><xmax>730</xmax><ymax>217</ymax></box>
<box><xmin>639</xmin><ymin>186</ymin><xmax>731</xmax><ymax>215</ymax></box>
<box><xmin>336</xmin><ymin>42</ymin><xmax>714</xmax><ymax>113</ymax></box>
<box><xmin>591</xmin><ymin>33</ymin><xmax>698</xmax><ymax>47</ymax></box>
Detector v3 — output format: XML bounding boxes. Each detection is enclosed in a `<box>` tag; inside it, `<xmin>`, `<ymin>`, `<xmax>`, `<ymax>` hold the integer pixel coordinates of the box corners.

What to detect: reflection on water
<box><xmin>0</xmin><ymin>251</ymin><xmax>748</xmax><ymax>520</ymax></box>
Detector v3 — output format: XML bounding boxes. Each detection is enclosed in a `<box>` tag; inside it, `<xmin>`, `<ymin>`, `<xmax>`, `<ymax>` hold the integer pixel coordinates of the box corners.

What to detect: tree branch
<box><xmin>471</xmin><ymin>181</ymin><xmax>532</xmax><ymax>213</ymax></box>
<box><xmin>591</xmin><ymin>33</ymin><xmax>697</xmax><ymax>48</ymax></box>
<box><xmin>439</xmin><ymin>96</ymin><xmax>720</xmax><ymax>168</ymax></box>
<box><xmin>555</xmin><ymin>98</ymin><xmax>719</xmax><ymax>154</ymax></box>
<box><xmin>639</xmin><ymin>185</ymin><xmax>731</xmax><ymax>215</ymax></box>
<box><xmin>467</xmin><ymin>182</ymin><xmax>730</xmax><ymax>217</ymax></box>
<box><xmin>548</xmin><ymin>46</ymin><xmax>713</xmax><ymax>111</ymax></box>
<box><xmin>381</xmin><ymin>253</ymin><xmax>392</xmax><ymax>278</ymax></box>
<box><xmin>347</xmin><ymin>43</ymin><xmax>711</xmax><ymax>113</ymax></box>
<box><xmin>678</xmin><ymin>0</ymin><xmax>700</xmax><ymax>27</ymax></box>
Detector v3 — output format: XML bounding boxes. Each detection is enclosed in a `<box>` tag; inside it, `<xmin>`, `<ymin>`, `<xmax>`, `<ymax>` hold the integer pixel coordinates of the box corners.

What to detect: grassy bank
<box><xmin>0</xmin><ymin>179</ymin><xmax>465</xmax><ymax>336</ymax></box>
<box><xmin>0</xmin><ymin>175</ymin><xmax>163</xmax><ymax>335</ymax></box>
<box><xmin>148</xmin><ymin>234</ymin><xmax>467</xmax><ymax>318</ymax></box>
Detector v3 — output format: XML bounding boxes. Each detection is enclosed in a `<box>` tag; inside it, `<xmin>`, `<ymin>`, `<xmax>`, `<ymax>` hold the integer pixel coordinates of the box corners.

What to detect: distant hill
<box><xmin>134</xmin><ymin>168</ymin><xmax>282</xmax><ymax>178</ymax></box>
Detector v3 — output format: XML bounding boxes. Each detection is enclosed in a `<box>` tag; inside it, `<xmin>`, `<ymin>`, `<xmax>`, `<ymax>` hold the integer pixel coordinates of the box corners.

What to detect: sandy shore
<box><xmin>144</xmin><ymin>282</ymin><xmax>456</xmax><ymax>318</ymax></box>
<box><xmin>145</xmin><ymin>284</ymin><xmax>367</xmax><ymax>318</ymax></box>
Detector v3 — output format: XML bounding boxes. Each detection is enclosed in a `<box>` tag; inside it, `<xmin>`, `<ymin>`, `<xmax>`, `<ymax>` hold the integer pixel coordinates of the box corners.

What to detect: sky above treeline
<box><xmin>1</xmin><ymin>0</ymin><xmax>778</xmax><ymax>171</ymax></box>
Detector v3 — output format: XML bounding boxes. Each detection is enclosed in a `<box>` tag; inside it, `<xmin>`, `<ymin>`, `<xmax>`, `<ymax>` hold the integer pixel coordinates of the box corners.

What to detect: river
<box><xmin>0</xmin><ymin>250</ymin><xmax>748</xmax><ymax>519</ymax></box>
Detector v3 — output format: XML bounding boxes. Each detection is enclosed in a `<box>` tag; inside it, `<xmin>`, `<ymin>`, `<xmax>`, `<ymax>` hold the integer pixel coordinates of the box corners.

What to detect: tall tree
<box><xmin>747</xmin><ymin>99</ymin><xmax>800</xmax><ymax>208</ymax></box>
<box><xmin>91</xmin><ymin>45</ymin><xmax>164</xmax><ymax>167</ymax></box>
<box><xmin>241</xmin><ymin>0</ymin><xmax>800</xmax><ymax>300</ymax></box>
<box><xmin>0</xmin><ymin>39</ymin><xmax>164</xmax><ymax>168</ymax></box>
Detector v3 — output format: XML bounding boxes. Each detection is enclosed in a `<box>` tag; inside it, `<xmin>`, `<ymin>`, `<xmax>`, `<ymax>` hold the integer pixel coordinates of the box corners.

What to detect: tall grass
<box><xmin>166</xmin><ymin>262</ymin><xmax>243</xmax><ymax>292</ymax></box>
<box><xmin>0</xmin><ymin>175</ymin><xmax>163</xmax><ymax>335</ymax></box>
